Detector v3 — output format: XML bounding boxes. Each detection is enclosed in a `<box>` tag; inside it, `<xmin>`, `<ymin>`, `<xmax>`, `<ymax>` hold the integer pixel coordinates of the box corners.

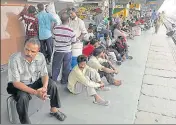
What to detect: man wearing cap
<box><xmin>68</xmin><ymin>55</ymin><xmax>110</xmax><ymax>106</ymax></box>
<box><xmin>87</xmin><ymin>47</ymin><xmax>122</xmax><ymax>86</ymax></box>
<box><xmin>94</xmin><ymin>8</ymin><xmax>104</xmax><ymax>26</ymax></box>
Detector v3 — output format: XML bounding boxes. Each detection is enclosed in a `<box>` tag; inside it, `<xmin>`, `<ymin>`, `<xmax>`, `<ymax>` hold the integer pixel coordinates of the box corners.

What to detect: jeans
<box><xmin>52</xmin><ymin>52</ymin><xmax>72</xmax><ymax>84</ymax></box>
<box><xmin>6</xmin><ymin>78</ymin><xmax>61</xmax><ymax>124</ymax></box>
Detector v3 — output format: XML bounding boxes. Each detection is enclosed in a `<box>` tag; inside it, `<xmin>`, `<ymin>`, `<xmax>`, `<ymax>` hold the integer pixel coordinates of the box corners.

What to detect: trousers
<box><xmin>98</xmin><ymin>62</ymin><xmax>115</xmax><ymax>85</ymax></box>
<box><xmin>40</xmin><ymin>37</ymin><xmax>54</xmax><ymax>63</ymax></box>
<box><xmin>74</xmin><ymin>68</ymin><xmax>101</xmax><ymax>96</ymax></box>
<box><xmin>6</xmin><ymin>78</ymin><xmax>61</xmax><ymax>124</ymax></box>
<box><xmin>52</xmin><ymin>52</ymin><xmax>72</xmax><ymax>84</ymax></box>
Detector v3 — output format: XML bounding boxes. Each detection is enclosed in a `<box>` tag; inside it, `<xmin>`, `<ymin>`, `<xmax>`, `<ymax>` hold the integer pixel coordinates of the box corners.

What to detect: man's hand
<box><xmin>36</xmin><ymin>87</ymin><xmax>48</xmax><ymax>101</ymax></box>
<box><xmin>100</xmin><ymin>82</ymin><xmax>105</xmax><ymax>88</ymax></box>
<box><xmin>113</xmin><ymin>69</ymin><xmax>119</xmax><ymax>74</ymax></box>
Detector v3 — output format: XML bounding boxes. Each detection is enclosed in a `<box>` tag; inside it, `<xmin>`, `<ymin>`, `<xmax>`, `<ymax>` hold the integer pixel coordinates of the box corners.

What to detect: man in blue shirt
<box><xmin>151</xmin><ymin>10</ymin><xmax>157</xmax><ymax>27</ymax></box>
<box><xmin>37</xmin><ymin>3</ymin><xmax>57</xmax><ymax>64</ymax></box>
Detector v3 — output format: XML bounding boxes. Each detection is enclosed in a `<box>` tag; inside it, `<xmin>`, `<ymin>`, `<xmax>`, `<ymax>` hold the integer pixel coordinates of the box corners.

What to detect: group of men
<box><xmin>7</xmin><ymin>4</ymin><xmax>124</xmax><ymax>124</ymax></box>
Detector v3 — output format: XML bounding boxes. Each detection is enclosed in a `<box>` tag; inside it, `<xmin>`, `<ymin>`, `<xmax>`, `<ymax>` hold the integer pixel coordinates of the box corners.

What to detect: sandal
<box><xmin>127</xmin><ymin>56</ymin><xmax>133</xmax><ymax>60</ymax></box>
<box><xmin>50</xmin><ymin>111</ymin><xmax>67</xmax><ymax>121</ymax></box>
<box><xmin>93</xmin><ymin>100</ymin><xmax>110</xmax><ymax>106</ymax></box>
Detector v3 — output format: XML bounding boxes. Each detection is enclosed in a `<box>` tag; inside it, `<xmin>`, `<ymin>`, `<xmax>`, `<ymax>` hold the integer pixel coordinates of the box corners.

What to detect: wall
<box><xmin>1</xmin><ymin>5</ymin><xmax>26</xmax><ymax>65</ymax></box>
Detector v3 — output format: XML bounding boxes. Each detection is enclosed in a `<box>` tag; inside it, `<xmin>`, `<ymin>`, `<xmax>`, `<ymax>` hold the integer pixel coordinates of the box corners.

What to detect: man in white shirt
<box><xmin>68</xmin><ymin>8</ymin><xmax>88</xmax><ymax>42</ymax></box>
<box><xmin>68</xmin><ymin>55</ymin><xmax>110</xmax><ymax>106</ymax></box>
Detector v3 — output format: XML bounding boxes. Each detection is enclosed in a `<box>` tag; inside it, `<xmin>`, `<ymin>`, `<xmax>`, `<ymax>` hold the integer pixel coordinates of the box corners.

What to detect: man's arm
<box><xmin>18</xmin><ymin>5</ymin><xmax>28</xmax><ymax>21</ymax></box>
<box><xmin>49</xmin><ymin>13</ymin><xmax>58</xmax><ymax>25</ymax></box>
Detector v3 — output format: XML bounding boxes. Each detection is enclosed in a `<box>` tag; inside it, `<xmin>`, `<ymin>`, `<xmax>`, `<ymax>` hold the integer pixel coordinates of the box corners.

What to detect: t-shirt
<box><xmin>19</xmin><ymin>7</ymin><xmax>39</xmax><ymax>37</ymax></box>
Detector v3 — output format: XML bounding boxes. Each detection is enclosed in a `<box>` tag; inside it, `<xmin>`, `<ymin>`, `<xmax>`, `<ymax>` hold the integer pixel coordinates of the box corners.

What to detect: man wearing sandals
<box><xmin>87</xmin><ymin>48</ymin><xmax>122</xmax><ymax>86</ymax></box>
<box><xmin>68</xmin><ymin>55</ymin><xmax>110</xmax><ymax>106</ymax></box>
<box><xmin>6</xmin><ymin>38</ymin><xmax>66</xmax><ymax>124</ymax></box>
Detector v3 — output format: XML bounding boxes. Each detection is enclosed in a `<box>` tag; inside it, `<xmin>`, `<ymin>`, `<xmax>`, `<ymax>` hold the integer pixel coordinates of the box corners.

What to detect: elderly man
<box><xmin>68</xmin><ymin>55</ymin><xmax>110</xmax><ymax>106</ymax></box>
<box><xmin>37</xmin><ymin>3</ymin><xmax>58</xmax><ymax>64</ymax></box>
<box><xmin>52</xmin><ymin>12</ymin><xmax>76</xmax><ymax>84</ymax></box>
<box><xmin>68</xmin><ymin>8</ymin><xmax>88</xmax><ymax>42</ymax></box>
<box><xmin>6</xmin><ymin>38</ymin><xmax>66</xmax><ymax>124</ymax></box>
<box><xmin>87</xmin><ymin>47</ymin><xmax>122</xmax><ymax>86</ymax></box>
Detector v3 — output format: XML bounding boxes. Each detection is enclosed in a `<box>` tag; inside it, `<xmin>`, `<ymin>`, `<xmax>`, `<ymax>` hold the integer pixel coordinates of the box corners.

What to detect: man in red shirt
<box><xmin>19</xmin><ymin>5</ymin><xmax>39</xmax><ymax>41</ymax></box>
<box><xmin>83</xmin><ymin>38</ymin><xmax>100</xmax><ymax>57</ymax></box>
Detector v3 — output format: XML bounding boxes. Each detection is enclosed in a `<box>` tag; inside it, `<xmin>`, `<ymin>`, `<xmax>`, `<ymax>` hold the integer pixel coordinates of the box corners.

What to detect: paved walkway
<box><xmin>1</xmin><ymin>26</ymin><xmax>176</xmax><ymax>124</ymax></box>
<box><xmin>135</xmin><ymin>26</ymin><xmax>176</xmax><ymax>124</ymax></box>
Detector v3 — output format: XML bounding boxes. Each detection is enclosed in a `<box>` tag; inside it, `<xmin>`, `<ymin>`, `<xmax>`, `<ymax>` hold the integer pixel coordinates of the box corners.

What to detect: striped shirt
<box><xmin>53</xmin><ymin>25</ymin><xmax>76</xmax><ymax>52</ymax></box>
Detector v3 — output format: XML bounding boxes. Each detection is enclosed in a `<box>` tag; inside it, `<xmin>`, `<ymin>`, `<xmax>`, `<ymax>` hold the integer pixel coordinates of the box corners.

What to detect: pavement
<box><xmin>1</xmin><ymin>25</ymin><xmax>176</xmax><ymax>124</ymax></box>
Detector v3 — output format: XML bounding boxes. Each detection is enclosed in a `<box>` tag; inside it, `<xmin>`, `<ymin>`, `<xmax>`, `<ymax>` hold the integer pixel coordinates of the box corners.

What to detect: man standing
<box><xmin>68</xmin><ymin>55</ymin><xmax>110</xmax><ymax>106</ymax></box>
<box><xmin>94</xmin><ymin>8</ymin><xmax>104</xmax><ymax>26</ymax></box>
<box><xmin>6</xmin><ymin>38</ymin><xmax>66</xmax><ymax>124</ymax></box>
<box><xmin>37</xmin><ymin>3</ymin><xmax>58</xmax><ymax>64</ymax></box>
<box><xmin>52</xmin><ymin>12</ymin><xmax>76</xmax><ymax>84</ymax></box>
<box><xmin>68</xmin><ymin>8</ymin><xmax>87</xmax><ymax>42</ymax></box>
<box><xmin>151</xmin><ymin>10</ymin><xmax>157</xmax><ymax>27</ymax></box>
<box><xmin>19</xmin><ymin>5</ymin><xmax>39</xmax><ymax>41</ymax></box>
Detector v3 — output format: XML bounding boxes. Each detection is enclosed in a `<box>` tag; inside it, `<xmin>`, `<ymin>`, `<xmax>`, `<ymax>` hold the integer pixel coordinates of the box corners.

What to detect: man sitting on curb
<box><xmin>6</xmin><ymin>38</ymin><xmax>66</xmax><ymax>124</ymax></box>
<box><xmin>67</xmin><ymin>55</ymin><xmax>110</xmax><ymax>106</ymax></box>
<box><xmin>87</xmin><ymin>47</ymin><xmax>122</xmax><ymax>86</ymax></box>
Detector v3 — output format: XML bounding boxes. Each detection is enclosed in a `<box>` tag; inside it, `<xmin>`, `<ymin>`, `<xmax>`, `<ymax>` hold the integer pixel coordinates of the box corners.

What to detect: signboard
<box><xmin>146</xmin><ymin>0</ymin><xmax>157</xmax><ymax>5</ymax></box>
<box><xmin>130</xmin><ymin>3</ymin><xmax>140</xmax><ymax>10</ymax></box>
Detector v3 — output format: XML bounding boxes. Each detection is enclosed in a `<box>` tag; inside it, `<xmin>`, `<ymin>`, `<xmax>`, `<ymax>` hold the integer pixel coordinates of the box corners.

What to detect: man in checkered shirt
<box><xmin>19</xmin><ymin>5</ymin><xmax>39</xmax><ymax>41</ymax></box>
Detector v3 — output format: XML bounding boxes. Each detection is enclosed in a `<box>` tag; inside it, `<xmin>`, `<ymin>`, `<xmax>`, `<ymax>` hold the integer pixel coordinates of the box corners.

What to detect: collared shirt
<box><xmin>67</xmin><ymin>65</ymin><xmax>101</xmax><ymax>94</ymax></box>
<box><xmin>37</xmin><ymin>11</ymin><xmax>57</xmax><ymax>40</ymax></box>
<box><xmin>87</xmin><ymin>56</ymin><xmax>106</xmax><ymax>71</ymax></box>
<box><xmin>8</xmin><ymin>52</ymin><xmax>48</xmax><ymax>85</ymax></box>
<box><xmin>69</xmin><ymin>17</ymin><xmax>87</xmax><ymax>38</ymax></box>
<box><xmin>53</xmin><ymin>24</ymin><xmax>76</xmax><ymax>52</ymax></box>
<box><xmin>20</xmin><ymin>7</ymin><xmax>39</xmax><ymax>37</ymax></box>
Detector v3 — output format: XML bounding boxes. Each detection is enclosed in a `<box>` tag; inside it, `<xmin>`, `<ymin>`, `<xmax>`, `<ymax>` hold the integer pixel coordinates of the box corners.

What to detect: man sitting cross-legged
<box><xmin>67</xmin><ymin>55</ymin><xmax>110</xmax><ymax>106</ymax></box>
<box><xmin>87</xmin><ymin>47</ymin><xmax>122</xmax><ymax>86</ymax></box>
<box><xmin>6</xmin><ymin>38</ymin><xmax>66</xmax><ymax>124</ymax></box>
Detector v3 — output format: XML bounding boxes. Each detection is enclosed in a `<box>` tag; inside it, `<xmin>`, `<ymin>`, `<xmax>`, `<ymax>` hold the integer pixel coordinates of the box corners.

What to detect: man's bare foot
<box><xmin>114</xmin><ymin>80</ymin><xmax>122</xmax><ymax>86</ymax></box>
